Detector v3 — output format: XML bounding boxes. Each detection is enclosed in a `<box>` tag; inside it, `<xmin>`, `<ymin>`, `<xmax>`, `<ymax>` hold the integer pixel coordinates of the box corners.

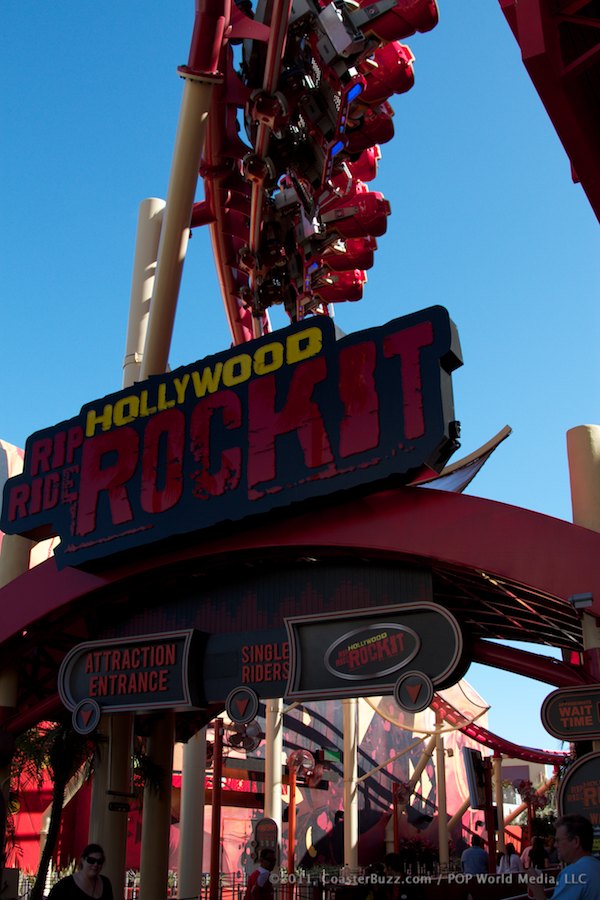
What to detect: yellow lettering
<box><xmin>85</xmin><ymin>404</ymin><xmax>113</xmax><ymax>437</ymax></box>
<box><xmin>286</xmin><ymin>326</ymin><xmax>323</xmax><ymax>364</ymax></box>
<box><xmin>173</xmin><ymin>374</ymin><xmax>190</xmax><ymax>404</ymax></box>
<box><xmin>223</xmin><ymin>354</ymin><xmax>252</xmax><ymax>386</ymax></box>
<box><xmin>139</xmin><ymin>390</ymin><xmax>157</xmax><ymax>417</ymax></box>
<box><xmin>113</xmin><ymin>395</ymin><xmax>140</xmax><ymax>427</ymax></box>
<box><xmin>253</xmin><ymin>341</ymin><xmax>284</xmax><ymax>375</ymax></box>
<box><xmin>157</xmin><ymin>383</ymin><xmax>175</xmax><ymax>410</ymax></box>
<box><xmin>191</xmin><ymin>363</ymin><xmax>223</xmax><ymax>397</ymax></box>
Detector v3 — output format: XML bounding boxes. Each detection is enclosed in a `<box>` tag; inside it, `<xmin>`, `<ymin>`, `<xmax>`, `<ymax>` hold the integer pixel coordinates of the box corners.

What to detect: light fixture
<box><xmin>569</xmin><ymin>592</ymin><xmax>594</xmax><ymax>611</ymax></box>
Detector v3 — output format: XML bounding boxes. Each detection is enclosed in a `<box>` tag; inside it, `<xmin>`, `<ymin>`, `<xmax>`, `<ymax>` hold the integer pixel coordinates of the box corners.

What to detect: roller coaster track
<box><xmin>181</xmin><ymin>0</ymin><xmax>440</xmax><ymax>345</ymax></box>
<box><xmin>432</xmin><ymin>693</ymin><xmax>568</xmax><ymax>767</ymax></box>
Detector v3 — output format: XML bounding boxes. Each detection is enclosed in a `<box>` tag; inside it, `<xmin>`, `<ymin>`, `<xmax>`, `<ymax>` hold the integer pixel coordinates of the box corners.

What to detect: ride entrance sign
<box><xmin>1</xmin><ymin>307</ymin><xmax>461</xmax><ymax>566</ymax></box>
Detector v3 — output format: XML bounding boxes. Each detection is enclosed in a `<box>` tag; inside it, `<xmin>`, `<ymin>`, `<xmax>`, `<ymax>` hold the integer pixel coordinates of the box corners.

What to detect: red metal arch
<box><xmin>1</xmin><ymin>486</ymin><xmax>598</xmax><ymax>646</ymax></box>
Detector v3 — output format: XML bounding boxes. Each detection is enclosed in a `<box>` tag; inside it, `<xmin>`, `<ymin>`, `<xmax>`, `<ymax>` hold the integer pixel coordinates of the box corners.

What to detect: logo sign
<box><xmin>541</xmin><ymin>685</ymin><xmax>600</xmax><ymax>742</ymax></box>
<box><xmin>285</xmin><ymin>603</ymin><xmax>464</xmax><ymax>701</ymax></box>
<box><xmin>1</xmin><ymin>308</ymin><xmax>461</xmax><ymax>566</ymax></box>
<box><xmin>324</xmin><ymin>624</ymin><xmax>420</xmax><ymax>681</ymax></box>
<box><xmin>557</xmin><ymin>751</ymin><xmax>600</xmax><ymax>853</ymax></box>
<box><xmin>58</xmin><ymin>630</ymin><xmax>203</xmax><ymax>715</ymax></box>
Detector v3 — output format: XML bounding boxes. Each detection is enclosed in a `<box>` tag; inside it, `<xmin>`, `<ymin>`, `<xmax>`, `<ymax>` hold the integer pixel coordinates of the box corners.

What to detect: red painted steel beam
<box><xmin>471</xmin><ymin>638</ymin><xmax>588</xmax><ymax>687</ymax></box>
<box><xmin>1</xmin><ymin>488</ymin><xmax>599</xmax><ymax>645</ymax></box>
<box><xmin>499</xmin><ymin>0</ymin><xmax>600</xmax><ymax>221</ymax></box>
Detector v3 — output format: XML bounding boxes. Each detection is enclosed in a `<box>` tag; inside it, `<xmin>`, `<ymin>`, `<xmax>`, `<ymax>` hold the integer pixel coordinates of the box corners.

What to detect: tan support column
<box><xmin>140</xmin><ymin>76</ymin><xmax>216</xmax><ymax>380</ymax></box>
<box><xmin>139</xmin><ymin>712</ymin><xmax>175</xmax><ymax>900</ymax></box>
<box><xmin>123</xmin><ymin>198</ymin><xmax>165</xmax><ymax>388</ymax></box>
<box><xmin>178</xmin><ymin>727</ymin><xmax>207</xmax><ymax>899</ymax></box>
<box><xmin>342</xmin><ymin>698</ymin><xmax>358</xmax><ymax>869</ymax></box>
<box><xmin>435</xmin><ymin>713</ymin><xmax>449</xmax><ymax>870</ymax></box>
<box><xmin>0</xmin><ymin>534</ymin><xmax>33</xmax><ymax>589</ymax></box>
<box><xmin>264</xmin><ymin>699</ymin><xmax>283</xmax><ymax>841</ymax></box>
<box><xmin>88</xmin><ymin>723</ymin><xmax>109</xmax><ymax>845</ymax></box>
<box><xmin>493</xmin><ymin>756</ymin><xmax>505</xmax><ymax>852</ymax></box>
<box><xmin>447</xmin><ymin>798</ymin><xmax>470</xmax><ymax>831</ymax></box>
<box><xmin>567</xmin><ymin>425</ymin><xmax>600</xmax><ymax>750</ymax></box>
<box><xmin>104</xmin><ymin>716</ymin><xmax>133</xmax><ymax>899</ymax></box>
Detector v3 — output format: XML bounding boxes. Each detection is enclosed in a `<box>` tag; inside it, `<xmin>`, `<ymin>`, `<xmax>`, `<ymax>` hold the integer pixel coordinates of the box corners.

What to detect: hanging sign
<box><xmin>58</xmin><ymin>629</ymin><xmax>204</xmax><ymax>718</ymax></box>
<box><xmin>285</xmin><ymin>602</ymin><xmax>464</xmax><ymax>701</ymax></box>
<box><xmin>541</xmin><ymin>684</ymin><xmax>600</xmax><ymax>742</ymax></box>
<box><xmin>1</xmin><ymin>307</ymin><xmax>461</xmax><ymax>566</ymax></box>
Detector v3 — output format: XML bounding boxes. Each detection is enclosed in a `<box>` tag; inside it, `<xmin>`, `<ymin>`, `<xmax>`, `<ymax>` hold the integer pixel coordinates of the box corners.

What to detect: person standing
<box><xmin>460</xmin><ymin>835</ymin><xmax>489</xmax><ymax>875</ymax></box>
<box><xmin>245</xmin><ymin>848</ymin><xmax>277</xmax><ymax>900</ymax></box>
<box><xmin>528</xmin><ymin>815</ymin><xmax>600</xmax><ymax>900</ymax></box>
<box><xmin>48</xmin><ymin>845</ymin><xmax>113</xmax><ymax>900</ymax></box>
<box><xmin>497</xmin><ymin>843</ymin><xmax>524</xmax><ymax>874</ymax></box>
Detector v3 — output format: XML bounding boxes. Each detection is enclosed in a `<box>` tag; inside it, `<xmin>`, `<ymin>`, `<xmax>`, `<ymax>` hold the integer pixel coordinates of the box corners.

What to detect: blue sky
<box><xmin>2</xmin><ymin>2</ymin><xmax>599</xmax><ymax>758</ymax></box>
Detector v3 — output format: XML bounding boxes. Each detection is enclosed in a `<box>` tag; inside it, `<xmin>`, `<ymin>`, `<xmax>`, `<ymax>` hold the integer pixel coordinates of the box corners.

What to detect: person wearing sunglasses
<box><xmin>48</xmin><ymin>844</ymin><xmax>113</xmax><ymax>900</ymax></box>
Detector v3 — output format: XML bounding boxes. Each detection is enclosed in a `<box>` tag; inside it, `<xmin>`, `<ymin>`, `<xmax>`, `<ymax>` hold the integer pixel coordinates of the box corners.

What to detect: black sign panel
<box><xmin>285</xmin><ymin>603</ymin><xmax>463</xmax><ymax>701</ymax></box>
<box><xmin>557</xmin><ymin>751</ymin><xmax>600</xmax><ymax>854</ymax></box>
<box><xmin>1</xmin><ymin>308</ymin><xmax>461</xmax><ymax>566</ymax></box>
<box><xmin>542</xmin><ymin>685</ymin><xmax>600</xmax><ymax>741</ymax></box>
<box><xmin>203</xmin><ymin>628</ymin><xmax>289</xmax><ymax>703</ymax></box>
<box><xmin>58</xmin><ymin>630</ymin><xmax>203</xmax><ymax>714</ymax></box>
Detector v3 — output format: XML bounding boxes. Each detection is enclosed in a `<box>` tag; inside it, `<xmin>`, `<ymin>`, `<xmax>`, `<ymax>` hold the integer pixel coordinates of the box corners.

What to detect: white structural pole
<box><xmin>178</xmin><ymin>728</ymin><xmax>207</xmax><ymax>899</ymax></box>
<box><xmin>140</xmin><ymin>76</ymin><xmax>215</xmax><ymax>380</ymax></box>
<box><xmin>343</xmin><ymin>698</ymin><xmax>359</xmax><ymax>869</ymax></box>
<box><xmin>264</xmin><ymin>698</ymin><xmax>283</xmax><ymax>841</ymax></box>
<box><xmin>435</xmin><ymin>713</ymin><xmax>449</xmax><ymax>870</ymax></box>
<box><xmin>567</xmin><ymin>424</ymin><xmax>600</xmax><ymax>752</ymax></box>
<box><xmin>493</xmin><ymin>756</ymin><xmax>505</xmax><ymax>852</ymax></box>
<box><xmin>123</xmin><ymin>198</ymin><xmax>165</xmax><ymax>387</ymax></box>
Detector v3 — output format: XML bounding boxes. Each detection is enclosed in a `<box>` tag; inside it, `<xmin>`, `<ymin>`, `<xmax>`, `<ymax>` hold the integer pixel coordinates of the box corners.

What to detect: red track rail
<box><xmin>432</xmin><ymin>693</ymin><xmax>568</xmax><ymax>766</ymax></box>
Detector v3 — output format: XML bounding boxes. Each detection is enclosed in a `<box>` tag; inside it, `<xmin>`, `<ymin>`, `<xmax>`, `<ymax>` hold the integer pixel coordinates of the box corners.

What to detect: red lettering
<box><xmin>348</xmin><ymin>649</ymin><xmax>361</xmax><ymax>669</ymax></box>
<box><xmin>158</xmin><ymin>670</ymin><xmax>168</xmax><ymax>690</ymax></box>
<box><xmin>242</xmin><ymin>665</ymin><xmax>251</xmax><ymax>682</ymax></box>
<box><xmin>30</xmin><ymin>438</ymin><xmax>52</xmax><ymax>476</ymax></box>
<box><xmin>189</xmin><ymin>391</ymin><xmax>242</xmax><ymax>498</ymax></box>
<box><xmin>383</xmin><ymin>321</ymin><xmax>434</xmax><ymax>439</ymax></box>
<box><xmin>42</xmin><ymin>473</ymin><xmax>60</xmax><ymax>510</ymax></box>
<box><xmin>7</xmin><ymin>484</ymin><xmax>29</xmax><ymax>522</ymax></box>
<box><xmin>51</xmin><ymin>432</ymin><xmax>66</xmax><ymax>469</ymax></box>
<box><xmin>338</xmin><ymin>341</ymin><xmax>380</xmax><ymax>457</ymax></box>
<box><xmin>61</xmin><ymin>466</ymin><xmax>79</xmax><ymax>502</ymax></box>
<box><xmin>76</xmin><ymin>428</ymin><xmax>139</xmax><ymax>536</ymax></box>
<box><xmin>117</xmin><ymin>674</ymin><xmax>127</xmax><ymax>693</ymax></box>
<box><xmin>140</xmin><ymin>409</ymin><xmax>185</xmax><ymax>513</ymax></box>
<box><xmin>247</xmin><ymin>357</ymin><xmax>334</xmax><ymax>490</ymax></box>
<box><xmin>241</xmin><ymin>646</ymin><xmax>250</xmax><ymax>664</ymax></box>
<box><xmin>29</xmin><ymin>478</ymin><xmax>43</xmax><ymax>515</ymax></box>
<box><xmin>66</xmin><ymin>426</ymin><xmax>84</xmax><ymax>464</ymax></box>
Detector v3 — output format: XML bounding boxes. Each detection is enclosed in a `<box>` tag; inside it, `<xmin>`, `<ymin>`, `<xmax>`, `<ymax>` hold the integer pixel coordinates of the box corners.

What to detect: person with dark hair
<box><xmin>48</xmin><ymin>845</ymin><xmax>113</xmax><ymax>900</ymax></box>
<box><xmin>497</xmin><ymin>842</ymin><xmax>523</xmax><ymax>874</ymax></box>
<box><xmin>528</xmin><ymin>815</ymin><xmax>600</xmax><ymax>900</ymax></box>
<box><xmin>529</xmin><ymin>836</ymin><xmax>548</xmax><ymax>870</ymax></box>
<box><xmin>460</xmin><ymin>834</ymin><xmax>489</xmax><ymax>874</ymax></box>
<box><xmin>245</xmin><ymin>848</ymin><xmax>277</xmax><ymax>900</ymax></box>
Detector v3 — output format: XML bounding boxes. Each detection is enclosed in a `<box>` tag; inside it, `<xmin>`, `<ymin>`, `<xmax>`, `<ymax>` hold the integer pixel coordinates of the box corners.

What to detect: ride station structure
<box><xmin>1</xmin><ymin>2</ymin><xmax>599</xmax><ymax>900</ymax></box>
